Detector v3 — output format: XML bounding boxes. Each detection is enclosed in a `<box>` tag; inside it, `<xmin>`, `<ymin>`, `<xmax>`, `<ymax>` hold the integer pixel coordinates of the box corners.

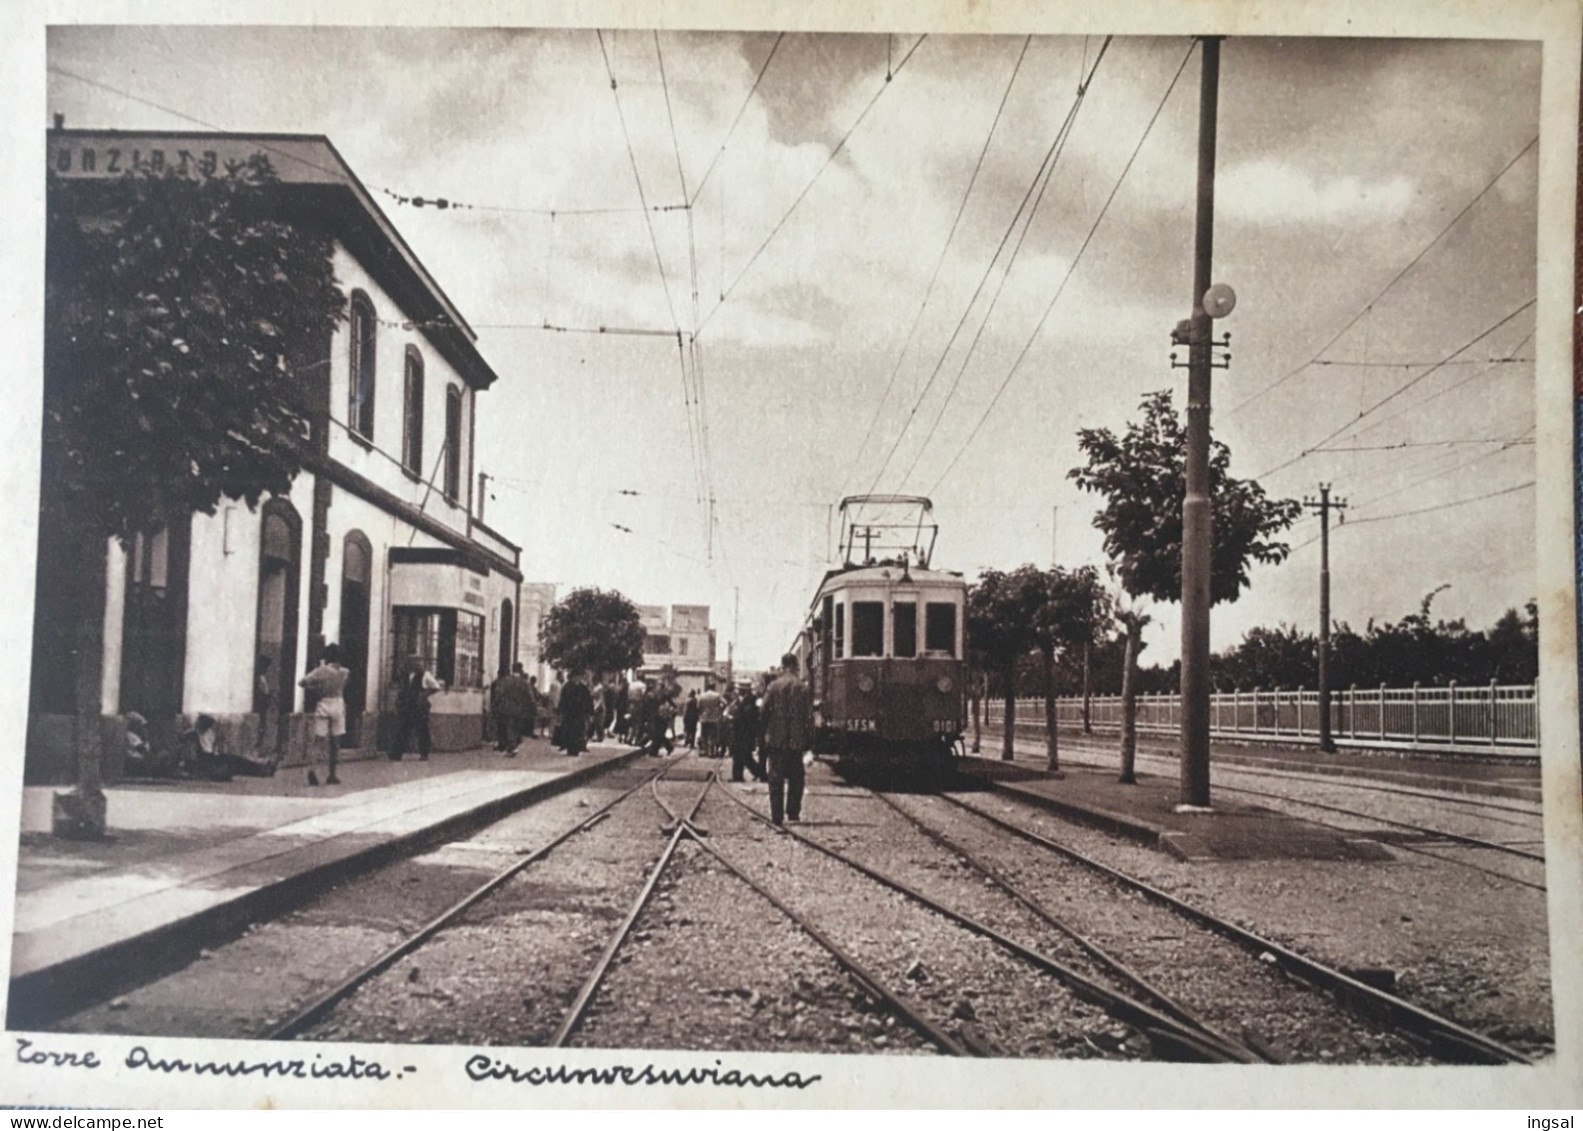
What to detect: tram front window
<box><xmin>851</xmin><ymin>601</ymin><xmax>884</xmax><ymax>657</ymax></box>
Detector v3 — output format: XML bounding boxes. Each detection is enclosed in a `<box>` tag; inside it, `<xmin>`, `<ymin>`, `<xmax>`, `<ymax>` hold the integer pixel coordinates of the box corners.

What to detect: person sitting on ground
<box><xmin>178</xmin><ymin>714</ymin><xmax>277</xmax><ymax>781</ymax></box>
<box><xmin>122</xmin><ymin>712</ymin><xmax>180</xmax><ymax>780</ymax></box>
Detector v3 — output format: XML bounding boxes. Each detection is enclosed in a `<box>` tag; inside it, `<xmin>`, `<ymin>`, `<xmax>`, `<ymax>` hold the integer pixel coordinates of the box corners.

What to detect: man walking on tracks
<box><xmin>760</xmin><ymin>653</ymin><xmax>813</xmax><ymax>826</ymax></box>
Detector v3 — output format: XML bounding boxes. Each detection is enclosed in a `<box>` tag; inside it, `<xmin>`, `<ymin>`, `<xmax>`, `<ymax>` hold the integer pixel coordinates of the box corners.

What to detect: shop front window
<box><xmin>392</xmin><ymin>606</ymin><xmax>485</xmax><ymax>690</ymax></box>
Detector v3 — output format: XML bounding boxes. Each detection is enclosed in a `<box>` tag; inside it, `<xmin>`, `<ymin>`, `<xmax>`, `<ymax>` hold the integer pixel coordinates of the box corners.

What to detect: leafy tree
<box><xmin>540</xmin><ymin>588</ymin><xmax>645</xmax><ymax>678</ymax></box>
<box><xmin>1069</xmin><ymin>389</ymin><xmax>1301</xmax><ymax>784</ymax></box>
<box><xmin>1032</xmin><ymin>565</ymin><xmax>1110</xmax><ymax>771</ymax></box>
<box><xmin>967</xmin><ymin>567</ymin><xmax>1046</xmax><ymax>761</ymax></box>
<box><xmin>1214</xmin><ymin>623</ymin><xmax>1317</xmax><ymax>692</ymax></box>
<box><xmin>1068</xmin><ymin>390</ymin><xmax>1303</xmax><ymax>605</ymax></box>
<box><xmin>44</xmin><ymin>156</ymin><xmax>346</xmax><ymax>545</ymax></box>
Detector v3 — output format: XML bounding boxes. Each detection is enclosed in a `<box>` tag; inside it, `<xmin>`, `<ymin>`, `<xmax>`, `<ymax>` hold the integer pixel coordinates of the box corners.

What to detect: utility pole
<box><xmin>1177</xmin><ymin>36</ymin><xmax>1225</xmax><ymax>810</ymax></box>
<box><xmin>1304</xmin><ymin>484</ymin><xmax>1347</xmax><ymax>753</ymax></box>
<box><xmin>1050</xmin><ymin>505</ymin><xmax>1059</xmax><ymax>567</ymax></box>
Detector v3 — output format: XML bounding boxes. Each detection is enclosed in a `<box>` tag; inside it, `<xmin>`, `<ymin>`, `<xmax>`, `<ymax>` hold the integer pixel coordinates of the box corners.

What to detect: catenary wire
<box><xmin>927</xmin><ymin>39</ymin><xmax>1196</xmax><ymax>496</ymax></box>
<box><xmin>894</xmin><ymin>38</ymin><xmax>1114</xmax><ymax>491</ymax></box>
<box><xmin>861</xmin><ymin>37</ymin><xmax>1112</xmax><ymax>497</ymax></box>
<box><xmin>1224</xmin><ymin>134</ymin><xmax>1538</xmax><ymax>419</ymax></box>
<box><xmin>689</xmin><ymin>33</ymin><xmax>785</xmax><ymax>207</ymax></box>
<box><xmin>1255</xmin><ymin>297</ymin><xmax>1536</xmax><ymax>480</ymax></box>
<box><xmin>837</xmin><ymin>34</ymin><xmax>1033</xmax><ymax>502</ymax></box>
<box><xmin>695</xmin><ymin>34</ymin><xmax>928</xmax><ymax>335</ymax></box>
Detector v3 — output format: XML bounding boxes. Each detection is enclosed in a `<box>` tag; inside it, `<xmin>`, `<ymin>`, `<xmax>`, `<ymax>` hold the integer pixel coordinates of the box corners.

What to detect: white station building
<box><xmin>28</xmin><ymin>129</ymin><xmax>524</xmax><ymax>779</ymax></box>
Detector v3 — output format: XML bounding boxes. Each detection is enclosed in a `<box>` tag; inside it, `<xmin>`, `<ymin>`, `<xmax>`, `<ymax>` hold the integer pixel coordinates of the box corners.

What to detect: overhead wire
<box><xmin>595</xmin><ymin>29</ymin><xmax>707</xmax><ymax>507</ymax></box>
<box><xmin>688</xmin><ymin>32</ymin><xmax>785</xmax><ymax>207</ymax></box>
<box><xmin>861</xmin><ymin>37</ymin><xmax>1115</xmax><ymax>497</ymax></box>
<box><xmin>1343</xmin><ymin>325</ymin><xmax>1535</xmax><ymax>443</ymax></box>
<box><xmin>927</xmin><ymin>38</ymin><xmax>1196</xmax><ymax>496</ymax></box>
<box><xmin>1254</xmin><ymin>296</ymin><xmax>1536</xmax><ymax>480</ymax></box>
<box><xmin>48</xmin><ymin>65</ymin><xmax>683</xmax><ymax>216</ymax></box>
<box><xmin>1224</xmin><ymin>134</ymin><xmax>1538</xmax><ymax>419</ymax></box>
<box><xmin>695</xmin><ymin>33</ymin><xmax>928</xmax><ymax>335</ymax></box>
<box><xmin>894</xmin><ymin>38</ymin><xmax>1112</xmax><ymax>492</ymax></box>
<box><xmin>654</xmin><ymin>29</ymin><xmax>719</xmax><ymax>521</ymax></box>
<box><xmin>837</xmin><ymin>34</ymin><xmax>1033</xmax><ymax>502</ymax></box>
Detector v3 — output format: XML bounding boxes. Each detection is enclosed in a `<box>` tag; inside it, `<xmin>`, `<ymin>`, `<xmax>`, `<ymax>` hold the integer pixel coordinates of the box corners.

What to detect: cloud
<box><xmin>1216</xmin><ymin>158</ymin><xmax>1415</xmax><ymax>226</ymax></box>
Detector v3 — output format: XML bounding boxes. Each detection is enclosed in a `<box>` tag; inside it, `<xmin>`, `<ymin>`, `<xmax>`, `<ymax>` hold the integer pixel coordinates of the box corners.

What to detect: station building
<box><xmin>28</xmin><ymin>129</ymin><xmax>524</xmax><ymax>782</ymax></box>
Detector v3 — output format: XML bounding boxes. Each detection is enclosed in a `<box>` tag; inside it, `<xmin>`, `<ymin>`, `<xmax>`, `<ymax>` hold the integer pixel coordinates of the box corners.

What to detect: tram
<box><xmin>789</xmin><ymin>496</ymin><xmax>968</xmax><ymax>778</ymax></box>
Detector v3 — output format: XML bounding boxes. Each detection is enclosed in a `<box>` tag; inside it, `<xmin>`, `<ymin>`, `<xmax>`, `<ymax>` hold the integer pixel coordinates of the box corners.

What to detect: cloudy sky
<box><xmin>45</xmin><ymin>26</ymin><xmax>1540</xmax><ymax>672</ymax></box>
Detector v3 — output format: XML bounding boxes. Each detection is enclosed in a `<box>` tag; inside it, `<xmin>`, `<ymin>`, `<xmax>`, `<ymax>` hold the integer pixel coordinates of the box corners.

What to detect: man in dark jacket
<box><xmin>726</xmin><ymin>686</ymin><xmax>763</xmax><ymax>783</ymax></box>
<box><xmin>493</xmin><ymin>666</ymin><xmax>534</xmax><ymax>756</ymax></box>
<box><xmin>759</xmin><ymin>654</ymin><xmax>813</xmax><ymax>825</ymax></box>
<box><xmin>558</xmin><ymin>671</ymin><xmax>595</xmax><ymax>757</ymax></box>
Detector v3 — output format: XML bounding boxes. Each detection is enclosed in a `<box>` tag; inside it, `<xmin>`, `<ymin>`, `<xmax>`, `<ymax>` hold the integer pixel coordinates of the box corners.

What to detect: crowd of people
<box><xmin>118</xmin><ymin>642</ymin><xmax>818</xmax><ymax>829</ymax></box>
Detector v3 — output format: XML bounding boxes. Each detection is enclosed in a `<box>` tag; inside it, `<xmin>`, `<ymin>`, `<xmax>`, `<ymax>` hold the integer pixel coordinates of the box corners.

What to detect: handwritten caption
<box><xmin>16</xmin><ymin>1037</ymin><xmax>821</xmax><ymax>1092</ymax></box>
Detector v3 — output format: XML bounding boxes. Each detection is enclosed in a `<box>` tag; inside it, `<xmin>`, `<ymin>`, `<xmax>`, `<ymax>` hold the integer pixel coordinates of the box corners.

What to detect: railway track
<box><xmin>1009</xmin><ymin>737</ymin><xmax>1548</xmax><ymax>893</ymax></box>
<box><xmin>932</xmin><ymin>789</ymin><xmax>1538</xmax><ymax>1064</ymax></box>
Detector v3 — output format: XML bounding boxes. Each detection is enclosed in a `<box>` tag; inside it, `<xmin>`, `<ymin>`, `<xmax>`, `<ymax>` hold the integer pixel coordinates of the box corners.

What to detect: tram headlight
<box><xmin>936</xmin><ymin>675</ymin><xmax>954</xmax><ymax>694</ymax></box>
<box><xmin>856</xmin><ymin>674</ymin><xmax>876</xmax><ymax>693</ymax></box>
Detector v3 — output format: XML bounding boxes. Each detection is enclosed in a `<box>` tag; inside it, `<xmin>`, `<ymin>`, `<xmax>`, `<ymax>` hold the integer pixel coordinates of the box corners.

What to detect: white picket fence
<box><xmin>982</xmin><ymin>682</ymin><xmax>1539</xmax><ymax>750</ymax></box>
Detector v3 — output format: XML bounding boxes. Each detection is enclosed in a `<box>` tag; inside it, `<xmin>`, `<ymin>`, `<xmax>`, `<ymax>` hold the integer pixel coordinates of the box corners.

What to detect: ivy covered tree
<box><xmin>540</xmin><ymin>588</ymin><xmax>645</xmax><ymax>678</ymax></box>
<box><xmin>44</xmin><ymin>155</ymin><xmax>346</xmax><ymax>544</ymax></box>
<box><xmin>1069</xmin><ymin>389</ymin><xmax>1300</xmax><ymax>781</ymax></box>
<box><xmin>36</xmin><ymin>155</ymin><xmax>346</xmax><ymax>830</ymax></box>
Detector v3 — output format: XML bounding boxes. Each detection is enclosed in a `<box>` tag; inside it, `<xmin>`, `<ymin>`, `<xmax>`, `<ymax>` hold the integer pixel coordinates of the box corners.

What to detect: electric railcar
<box><xmin>790</xmin><ymin>496</ymin><xmax>968</xmax><ymax>777</ymax></box>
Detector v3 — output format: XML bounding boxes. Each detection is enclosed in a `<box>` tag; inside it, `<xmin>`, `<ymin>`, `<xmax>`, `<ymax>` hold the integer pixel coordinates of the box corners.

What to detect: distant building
<box><xmin>637</xmin><ymin>604</ymin><xmax>717</xmax><ymax>694</ymax></box>
<box><xmin>28</xmin><ymin>128</ymin><xmax>524</xmax><ymax>781</ymax></box>
<box><xmin>517</xmin><ymin>583</ymin><xmax>557</xmax><ymax>684</ymax></box>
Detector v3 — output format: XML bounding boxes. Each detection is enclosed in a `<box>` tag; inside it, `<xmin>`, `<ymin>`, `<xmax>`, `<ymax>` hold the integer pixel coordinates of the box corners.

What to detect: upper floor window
<box><xmin>444</xmin><ymin>385</ymin><xmax>463</xmax><ymax>501</ymax></box>
<box><xmin>348</xmin><ymin>292</ymin><xmax>377</xmax><ymax>441</ymax></box>
<box><xmin>402</xmin><ymin>347</ymin><xmax>425</xmax><ymax>476</ymax></box>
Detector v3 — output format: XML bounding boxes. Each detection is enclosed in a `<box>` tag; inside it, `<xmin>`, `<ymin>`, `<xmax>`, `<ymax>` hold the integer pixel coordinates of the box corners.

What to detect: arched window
<box><xmin>348</xmin><ymin>291</ymin><xmax>377</xmax><ymax>440</ymax></box>
<box><xmin>402</xmin><ymin>346</ymin><xmax>424</xmax><ymax>476</ymax></box>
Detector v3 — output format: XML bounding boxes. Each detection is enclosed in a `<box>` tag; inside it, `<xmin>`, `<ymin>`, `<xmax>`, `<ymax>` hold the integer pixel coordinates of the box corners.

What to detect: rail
<box><xmin>982</xmin><ymin>682</ymin><xmax>1538</xmax><ymax>750</ymax></box>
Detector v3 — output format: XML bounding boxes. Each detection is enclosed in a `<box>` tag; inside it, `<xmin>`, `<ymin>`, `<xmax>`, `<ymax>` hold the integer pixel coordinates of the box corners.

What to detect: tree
<box><xmin>37</xmin><ymin>156</ymin><xmax>345</xmax><ymax>834</ymax></box>
<box><xmin>1115</xmin><ymin>605</ymin><xmax>1151</xmax><ymax>785</ymax></box>
<box><xmin>45</xmin><ymin>156</ymin><xmax>346</xmax><ymax>545</ymax></box>
<box><xmin>1031</xmin><ymin>565</ymin><xmax>1110</xmax><ymax>772</ymax></box>
<box><xmin>540</xmin><ymin>588</ymin><xmax>645</xmax><ymax>678</ymax></box>
<box><xmin>1069</xmin><ymin>390</ymin><xmax>1301</xmax><ymax>785</ymax></box>
<box><xmin>967</xmin><ymin>567</ymin><xmax>1046</xmax><ymax>761</ymax></box>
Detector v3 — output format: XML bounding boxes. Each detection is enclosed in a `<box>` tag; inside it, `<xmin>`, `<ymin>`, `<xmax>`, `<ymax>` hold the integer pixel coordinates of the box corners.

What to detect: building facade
<box><xmin>516</xmin><ymin>582</ymin><xmax>558</xmax><ymax>685</ymax></box>
<box><xmin>28</xmin><ymin>129</ymin><xmax>524</xmax><ymax>781</ymax></box>
<box><xmin>636</xmin><ymin>604</ymin><xmax>717</xmax><ymax>694</ymax></box>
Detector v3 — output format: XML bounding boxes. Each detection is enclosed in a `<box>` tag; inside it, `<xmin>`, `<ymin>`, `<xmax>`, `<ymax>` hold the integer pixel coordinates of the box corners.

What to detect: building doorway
<box><xmin>499</xmin><ymin>598</ymin><xmax>514</xmax><ymax>679</ymax></box>
<box><xmin>121</xmin><ymin>519</ymin><xmax>191</xmax><ymax>727</ymax></box>
<box><xmin>339</xmin><ymin>531</ymin><xmax>373</xmax><ymax>747</ymax></box>
<box><xmin>254</xmin><ymin>501</ymin><xmax>301</xmax><ymax>755</ymax></box>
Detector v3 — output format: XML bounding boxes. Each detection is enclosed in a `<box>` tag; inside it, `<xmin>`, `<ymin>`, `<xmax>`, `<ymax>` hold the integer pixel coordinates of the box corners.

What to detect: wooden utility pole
<box><xmin>1178</xmin><ymin>36</ymin><xmax>1222</xmax><ymax>809</ymax></box>
<box><xmin>1304</xmin><ymin>484</ymin><xmax>1347</xmax><ymax>753</ymax></box>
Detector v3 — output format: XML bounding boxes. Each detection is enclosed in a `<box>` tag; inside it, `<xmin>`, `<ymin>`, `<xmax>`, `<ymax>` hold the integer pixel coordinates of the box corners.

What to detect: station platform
<box><xmin>8</xmin><ymin>737</ymin><xmax>642</xmax><ymax>1027</ymax></box>
<box><xmin>957</xmin><ymin>752</ymin><xmax>1393</xmax><ymax>864</ymax></box>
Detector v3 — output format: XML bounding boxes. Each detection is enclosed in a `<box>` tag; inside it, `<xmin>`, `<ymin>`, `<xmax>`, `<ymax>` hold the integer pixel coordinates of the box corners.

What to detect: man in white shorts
<box><xmin>299</xmin><ymin>643</ymin><xmax>350</xmax><ymax>786</ymax></box>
